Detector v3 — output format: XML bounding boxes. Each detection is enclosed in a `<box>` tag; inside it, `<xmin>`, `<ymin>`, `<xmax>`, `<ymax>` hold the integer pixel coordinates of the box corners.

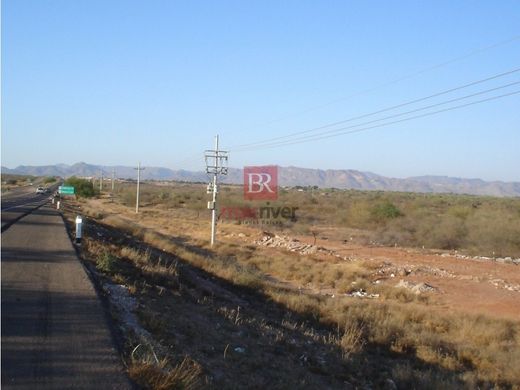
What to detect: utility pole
<box><xmin>134</xmin><ymin>162</ymin><xmax>145</xmax><ymax>213</ymax></box>
<box><xmin>99</xmin><ymin>170</ymin><xmax>103</xmax><ymax>192</ymax></box>
<box><xmin>111</xmin><ymin>168</ymin><xmax>115</xmax><ymax>202</ymax></box>
<box><xmin>205</xmin><ymin>135</ymin><xmax>228</xmax><ymax>246</ymax></box>
<box><xmin>112</xmin><ymin>168</ymin><xmax>116</xmax><ymax>190</ymax></box>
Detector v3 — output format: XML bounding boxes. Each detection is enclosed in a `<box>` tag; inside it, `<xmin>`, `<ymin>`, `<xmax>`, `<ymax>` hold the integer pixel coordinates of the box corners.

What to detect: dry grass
<box><xmin>66</xmin><ymin>185</ymin><xmax>520</xmax><ymax>388</ymax></box>
<box><xmin>338</xmin><ymin>318</ymin><xmax>366</xmax><ymax>360</ymax></box>
<box><xmin>128</xmin><ymin>350</ymin><xmax>203</xmax><ymax>390</ymax></box>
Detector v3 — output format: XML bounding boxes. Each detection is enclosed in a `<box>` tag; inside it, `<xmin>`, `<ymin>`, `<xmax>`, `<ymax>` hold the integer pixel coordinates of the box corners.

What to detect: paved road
<box><xmin>1</xmin><ymin>185</ymin><xmax>58</xmax><ymax>231</ymax></box>
<box><xmin>1</xmin><ymin>203</ymin><xmax>132</xmax><ymax>389</ymax></box>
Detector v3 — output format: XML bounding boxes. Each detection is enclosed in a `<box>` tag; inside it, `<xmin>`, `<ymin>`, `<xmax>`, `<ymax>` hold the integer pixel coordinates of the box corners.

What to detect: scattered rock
<box><xmin>103</xmin><ymin>283</ymin><xmax>154</xmax><ymax>343</ymax></box>
<box><xmin>396</xmin><ymin>280</ymin><xmax>437</xmax><ymax>294</ymax></box>
<box><xmin>255</xmin><ymin>233</ymin><xmax>334</xmax><ymax>256</ymax></box>
<box><xmin>488</xmin><ymin>278</ymin><xmax>520</xmax><ymax>292</ymax></box>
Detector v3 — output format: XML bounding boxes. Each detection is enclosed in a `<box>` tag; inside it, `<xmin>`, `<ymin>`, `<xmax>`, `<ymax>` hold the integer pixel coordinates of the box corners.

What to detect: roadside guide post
<box><xmin>75</xmin><ymin>216</ymin><xmax>83</xmax><ymax>244</ymax></box>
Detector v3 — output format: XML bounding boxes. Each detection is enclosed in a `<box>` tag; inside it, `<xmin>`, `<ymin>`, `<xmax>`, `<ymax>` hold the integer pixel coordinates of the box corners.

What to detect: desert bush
<box><xmin>465</xmin><ymin>208</ymin><xmax>520</xmax><ymax>257</ymax></box>
<box><xmin>96</xmin><ymin>251</ymin><xmax>116</xmax><ymax>273</ymax></box>
<box><xmin>370</xmin><ymin>201</ymin><xmax>403</xmax><ymax>223</ymax></box>
<box><xmin>338</xmin><ymin>317</ymin><xmax>365</xmax><ymax>359</ymax></box>
<box><xmin>128</xmin><ymin>345</ymin><xmax>203</xmax><ymax>390</ymax></box>
<box><xmin>64</xmin><ymin>176</ymin><xmax>97</xmax><ymax>198</ymax></box>
<box><xmin>426</xmin><ymin>215</ymin><xmax>467</xmax><ymax>250</ymax></box>
<box><xmin>43</xmin><ymin>176</ymin><xmax>57</xmax><ymax>184</ymax></box>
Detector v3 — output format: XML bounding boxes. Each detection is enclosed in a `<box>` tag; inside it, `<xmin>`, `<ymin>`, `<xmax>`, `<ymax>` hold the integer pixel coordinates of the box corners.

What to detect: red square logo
<box><xmin>244</xmin><ymin>166</ymin><xmax>278</xmax><ymax>200</ymax></box>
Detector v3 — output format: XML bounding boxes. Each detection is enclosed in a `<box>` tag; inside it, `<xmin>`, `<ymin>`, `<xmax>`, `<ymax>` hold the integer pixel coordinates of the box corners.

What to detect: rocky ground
<box><xmin>242</xmin><ymin>230</ymin><xmax>520</xmax><ymax>321</ymax></box>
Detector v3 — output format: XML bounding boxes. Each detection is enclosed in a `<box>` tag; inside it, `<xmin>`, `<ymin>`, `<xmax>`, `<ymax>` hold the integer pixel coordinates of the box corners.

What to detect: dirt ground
<box><xmin>264</xmin><ymin>234</ymin><xmax>520</xmax><ymax>321</ymax></box>
<box><xmin>60</xmin><ymin>195</ymin><xmax>520</xmax><ymax>388</ymax></box>
<box><xmin>85</xmin><ymin>197</ymin><xmax>520</xmax><ymax>321</ymax></box>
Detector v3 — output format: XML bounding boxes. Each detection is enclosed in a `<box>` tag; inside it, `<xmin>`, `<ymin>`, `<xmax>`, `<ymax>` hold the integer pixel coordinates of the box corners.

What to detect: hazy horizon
<box><xmin>3</xmin><ymin>160</ymin><xmax>520</xmax><ymax>183</ymax></box>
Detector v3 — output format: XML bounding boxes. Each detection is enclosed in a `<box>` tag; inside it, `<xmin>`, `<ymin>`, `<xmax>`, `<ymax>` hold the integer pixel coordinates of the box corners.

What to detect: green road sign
<box><xmin>59</xmin><ymin>186</ymin><xmax>75</xmax><ymax>195</ymax></box>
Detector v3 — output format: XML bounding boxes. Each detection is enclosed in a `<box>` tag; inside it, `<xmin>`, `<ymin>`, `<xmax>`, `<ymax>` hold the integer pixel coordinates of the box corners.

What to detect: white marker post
<box><xmin>75</xmin><ymin>215</ymin><xmax>83</xmax><ymax>244</ymax></box>
<box><xmin>57</xmin><ymin>201</ymin><xmax>60</xmax><ymax>210</ymax></box>
<box><xmin>76</xmin><ymin>215</ymin><xmax>83</xmax><ymax>244</ymax></box>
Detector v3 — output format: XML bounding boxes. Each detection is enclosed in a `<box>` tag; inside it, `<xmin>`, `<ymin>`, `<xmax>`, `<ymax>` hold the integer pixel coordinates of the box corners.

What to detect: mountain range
<box><xmin>2</xmin><ymin>162</ymin><xmax>519</xmax><ymax>197</ymax></box>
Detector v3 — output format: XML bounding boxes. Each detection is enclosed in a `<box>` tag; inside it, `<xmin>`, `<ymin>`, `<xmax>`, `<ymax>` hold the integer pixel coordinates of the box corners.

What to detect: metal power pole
<box><xmin>210</xmin><ymin>136</ymin><xmax>219</xmax><ymax>246</ymax></box>
<box><xmin>205</xmin><ymin>135</ymin><xmax>228</xmax><ymax>246</ymax></box>
<box><xmin>134</xmin><ymin>162</ymin><xmax>145</xmax><ymax>213</ymax></box>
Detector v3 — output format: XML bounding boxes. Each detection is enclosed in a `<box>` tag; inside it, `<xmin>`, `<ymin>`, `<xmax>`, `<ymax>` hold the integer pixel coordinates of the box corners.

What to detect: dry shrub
<box><xmin>129</xmin><ymin>356</ymin><xmax>203</xmax><ymax>390</ymax></box>
<box><xmin>103</xmin><ymin>215</ymin><xmax>145</xmax><ymax>237</ymax></box>
<box><xmin>465</xmin><ymin>208</ymin><xmax>520</xmax><ymax>257</ymax></box>
<box><xmin>377</xmin><ymin>284</ymin><xmax>424</xmax><ymax>303</ymax></box>
<box><xmin>339</xmin><ymin>317</ymin><xmax>365</xmax><ymax>359</ymax></box>
<box><xmin>319</xmin><ymin>300</ymin><xmax>520</xmax><ymax>387</ymax></box>
<box><xmin>97</xmin><ymin>251</ymin><xmax>116</xmax><ymax>273</ymax></box>
<box><xmin>270</xmin><ymin>291</ymin><xmax>323</xmax><ymax>319</ymax></box>
<box><xmin>120</xmin><ymin>246</ymin><xmax>142</xmax><ymax>262</ymax></box>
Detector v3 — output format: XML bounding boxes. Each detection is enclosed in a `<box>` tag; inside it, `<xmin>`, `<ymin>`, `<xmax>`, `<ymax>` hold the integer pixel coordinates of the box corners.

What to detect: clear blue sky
<box><xmin>2</xmin><ymin>0</ymin><xmax>519</xmax><ymax>181</ymax></box>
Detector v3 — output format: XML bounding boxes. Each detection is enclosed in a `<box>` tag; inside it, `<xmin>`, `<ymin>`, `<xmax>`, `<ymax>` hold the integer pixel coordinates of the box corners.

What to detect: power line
<box><xmin>232</xmin><ymin>80</ymin><xmax>520</xmax><ymax>151</ymax></box>
<box><xmin>229</xmin><ymin>35</ymin><xmax>520</xmax><ymax>137</ymax></box>
<box><xmin>233</xmin><ymin>89</ymin><xmax>520</xmax><ymax>152</ymax></box>
<box><xmin>230</xmin><ymin>66</ymin><xmax>520</xmax><ymax>151</ymax></box>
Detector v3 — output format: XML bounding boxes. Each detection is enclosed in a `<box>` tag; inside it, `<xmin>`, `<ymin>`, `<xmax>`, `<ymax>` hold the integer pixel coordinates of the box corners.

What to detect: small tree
<box><xmin>371</xmin><ymin>202</ymin><xmax>403</xmax><ymax>223</ymax></box>
<box><xmin>44</xmin><ymin>176</ymin><xmax>57</xmax><ymax>184</ymax></box>
<box><xmin>64</xmin><ymin>176</ymin><xmax>98</xmax><ymax>198</ymax></box>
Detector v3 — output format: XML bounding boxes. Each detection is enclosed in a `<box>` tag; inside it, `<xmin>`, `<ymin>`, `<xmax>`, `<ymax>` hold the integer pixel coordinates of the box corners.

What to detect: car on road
<box><xmin>36</xmin><ymin>187</ymin><xmax>45</xmax><ymax>194</ymax></box>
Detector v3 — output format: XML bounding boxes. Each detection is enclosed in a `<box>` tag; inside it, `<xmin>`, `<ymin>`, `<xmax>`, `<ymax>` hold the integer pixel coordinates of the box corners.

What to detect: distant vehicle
<box><xmin>36</xmin><ymin>187</ymin><xmax>45</xmax><ymax>194</ymax></box>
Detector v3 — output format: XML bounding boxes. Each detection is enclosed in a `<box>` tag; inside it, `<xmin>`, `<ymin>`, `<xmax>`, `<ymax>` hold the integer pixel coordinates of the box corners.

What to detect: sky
<box><xmin>2</xmin><ymin>0</ymin><xmax>519</xmax><ymax>181</ymax></box>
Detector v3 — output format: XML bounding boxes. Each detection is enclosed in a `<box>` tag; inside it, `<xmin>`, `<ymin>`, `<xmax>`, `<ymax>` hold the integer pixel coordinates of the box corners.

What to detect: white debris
<box><xmin>103</xmin><ymin>283</ymin><xmax>153</xmax><ymax>341</ymax></box>
<box><xmin>346</xmin><ymin>289</ymin><xmax>379</xmax><ymax>299</ymax></box>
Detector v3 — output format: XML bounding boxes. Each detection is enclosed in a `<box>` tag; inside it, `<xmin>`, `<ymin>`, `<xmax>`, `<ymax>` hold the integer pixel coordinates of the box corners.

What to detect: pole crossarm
<box><xmin>204</xmin><ymin>150</ymin><xmax>229</xmax><ymax>175</ymax></box>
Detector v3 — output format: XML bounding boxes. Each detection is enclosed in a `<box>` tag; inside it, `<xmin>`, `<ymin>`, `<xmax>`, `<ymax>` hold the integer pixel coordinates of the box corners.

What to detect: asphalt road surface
<box><xmin>1</xmin><ymin>197</ymin><xmax>132</xmax><ymax>389</ymax></box>
<box><xmin>1</xmin><ymin>185</ymin><xmax>58</xmax><ymax>231</ymax></box>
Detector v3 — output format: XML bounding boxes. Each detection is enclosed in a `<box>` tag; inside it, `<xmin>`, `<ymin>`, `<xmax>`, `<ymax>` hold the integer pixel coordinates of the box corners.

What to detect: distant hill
<box><xmin>2</xmin><ymin>162</ymin><xmax>519</xmax><ymax>197</ymax></box>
